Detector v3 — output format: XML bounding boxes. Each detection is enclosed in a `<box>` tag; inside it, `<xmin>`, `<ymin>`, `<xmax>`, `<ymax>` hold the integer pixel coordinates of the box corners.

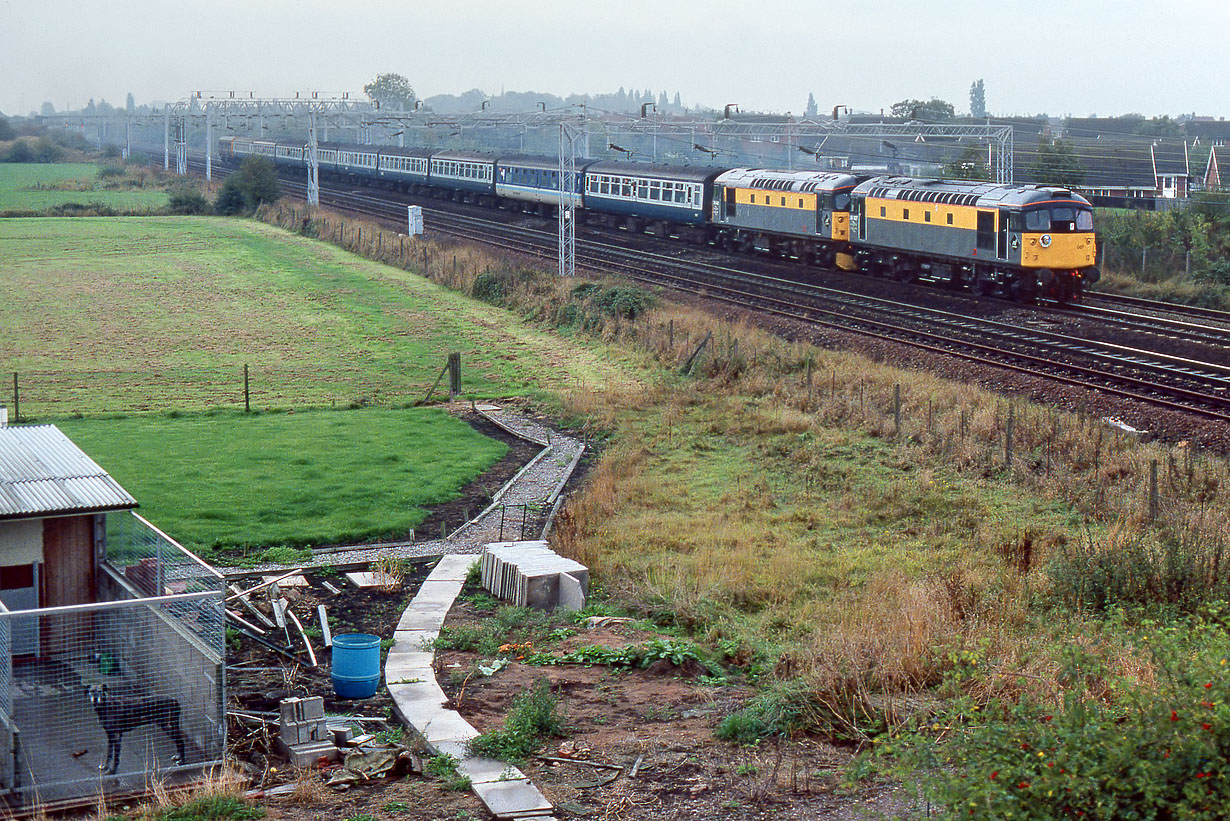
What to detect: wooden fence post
<box><xmin>448</xmin><ymin>353</ymin><xmax>461</xmax><ymax>399</ymax></box>
<box><xmin>1005</xmin><ymin>404</ymin><xmax>1014</xmax><ymax>467</ymax></box>
<box><xmin>11</xmin><ymin>372</ymin><xmax>18</xmax><ymax>423</ymax></box>
<box><xmin>244</xmin><ymin>364</ymin><xmax>250</xmax><ymax>413</ymax></box>
<box><xmin>893</xmin><ymin>384</ymin><xmax>902</xmax><ymax>437</ymax></box>
<box><xmin>1149</xmin><ymin>459</ymin><xmax>1159</xmax><ymax>522</ymax></box>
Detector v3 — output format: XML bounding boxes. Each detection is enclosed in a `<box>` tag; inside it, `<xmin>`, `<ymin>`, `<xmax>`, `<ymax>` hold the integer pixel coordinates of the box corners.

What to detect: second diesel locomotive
<box><xmin>218</xmin><ymin>135</ymin><xmax>1100</xmax><ymax>302</ymax></box>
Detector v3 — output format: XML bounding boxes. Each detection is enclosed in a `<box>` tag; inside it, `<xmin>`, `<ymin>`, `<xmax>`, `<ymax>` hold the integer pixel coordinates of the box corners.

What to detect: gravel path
<box><xmin>219</xmin><ymin>404</ymin><xmax>584</xmax><ymax>574</ymax></box>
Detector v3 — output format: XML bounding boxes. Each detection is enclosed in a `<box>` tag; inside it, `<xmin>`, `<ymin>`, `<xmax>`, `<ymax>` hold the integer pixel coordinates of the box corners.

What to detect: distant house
<box><xmin>1205</xmin><ymin>146</ymin><xmax>1230</xmax><ymax>190</ymax></box>
<box><xmin>1151</xmin><ymin>140</ymin><xmax>1191</xmax><ymax>198</ymax></box>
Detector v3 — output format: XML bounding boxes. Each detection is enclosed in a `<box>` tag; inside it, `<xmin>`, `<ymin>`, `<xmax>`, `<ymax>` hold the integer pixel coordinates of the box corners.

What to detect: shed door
<box><xmin>42</xmin><ymin>516</ymin><xmax>95</xmax><ymax>655</ymax></box>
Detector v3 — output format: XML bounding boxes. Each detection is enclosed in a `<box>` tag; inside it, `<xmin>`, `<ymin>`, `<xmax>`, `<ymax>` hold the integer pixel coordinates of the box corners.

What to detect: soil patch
<box><xmin>432</xmin><ymin>598</ymin><xmax>920</xmax><ymax>820</ymax></box>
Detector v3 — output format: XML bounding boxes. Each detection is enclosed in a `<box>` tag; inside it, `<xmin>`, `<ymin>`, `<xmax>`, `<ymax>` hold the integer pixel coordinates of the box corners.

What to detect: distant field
<box><xmin>59</xmin><ymin>407</ymin><xmax>507</xmax><ymax>551</ymax></box>
<box><xmin>0</xmin><ymin>162</ymin><xmax>167</xmax><ymax>212</ymax></box>
<box><xmin>0</xmin><ymin>217</ymin><xmax>624</xmax><ymax>416</ymax></box>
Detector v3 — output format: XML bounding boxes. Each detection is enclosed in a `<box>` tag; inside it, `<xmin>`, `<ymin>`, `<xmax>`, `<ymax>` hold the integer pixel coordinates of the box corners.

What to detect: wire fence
<box><xmin>2</xmin><ymin>364</ymin><xmax>441</xmax><ymax>421</ymax></box>
<box><xmin>0</xmin><ymin>513</ymin><xmax>225</xmax><ymax>806</ymax></box>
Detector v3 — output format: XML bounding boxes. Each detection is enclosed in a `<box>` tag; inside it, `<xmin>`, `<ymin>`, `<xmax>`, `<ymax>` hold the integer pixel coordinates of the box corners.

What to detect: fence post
<box><xmin>448</xmin><ymin>353</ymin><xmax>461</xmax><ymax>399</ymax></box>
<box><xmin>422</xmin><ymin>248</ymin><xmax>428</xmax><ymax>275</ymax></box>
<box><xmin>11</xmin><ymin>372</ymin><xmax>17</xmax><ymax>423</ymax></box>
<box><xmin>893</xmin><ymin>383</ymin><xmax>902</xmax><ymax>437</ymax></box>
<box><xmin>668</xmin><ymin>319</ymin><xmax>674</xmax><ymax>350</ymax></box>
<box><xmin>243</xmin><ymin>364</ymin><xmax>250</xmax><ymax>413</ymax></box>
<box><xmin>1005</xmin><ymin>404</ymin><xmax>1014</xmax><ymax>467</ymax></box>
<box><xmin>1149</xmin><ymin>459</ymin><xmax>1159</xmax><ymax>522</ymax></box>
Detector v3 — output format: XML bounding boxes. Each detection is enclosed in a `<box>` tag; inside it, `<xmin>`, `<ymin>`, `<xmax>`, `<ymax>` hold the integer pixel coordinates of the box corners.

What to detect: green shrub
<box><xmin>1047</xmin><ymin>530</ymin><xmax>1230</xmax><ymax>615</ymax></box>
<box><xmin>468</xmin><ymin>680</ymin><xmax>565</xmax><ymax>763</ymax></box>
<box><xmin>715</xmin><ymin>679</ymin><xmax>813</xmax><ymax>745</ymax></box>
<box><xmin>155</xmin><ymin>795</ymin><xmax>264</xmax><ymax>819</ymax></box>
<box><xmin>470</xmin><ymin>271</ymin><xmax>504</xmax><ymax>303</ymax></box>
<box><xmin>591</xmin><ymin>284</ymin><xmax>656</xmax><ymax>319</ymax></box>
<box><xmin>875</xmin><ymin>620</ymin><xmax>1230</xmax><ymax>819</ymax></box>
<box><xmin>168</xmin><ymin>183</ymin><xmax>211</xmax><ymax>215</ymax></box>
<box><xmin>256</xmin><ymin>546</ymin><xmax>312</xmax><ymax>565</ymax></box>
<box><xmin>98</xmin><ymin>163</ymin><xmax>126</xmax><ymax>178</ymax></box>
<box><xmin>425</xmin><ymin>753</ymin><xmax>471</xmax><ymax>791</ymax></box>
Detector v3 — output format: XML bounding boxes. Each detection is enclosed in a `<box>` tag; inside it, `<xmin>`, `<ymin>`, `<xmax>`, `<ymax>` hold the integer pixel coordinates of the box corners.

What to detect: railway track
<box><xmin>186</xmin><ymin>158</ymin><xmax>1230</xmax><ymax>421</ymax></box>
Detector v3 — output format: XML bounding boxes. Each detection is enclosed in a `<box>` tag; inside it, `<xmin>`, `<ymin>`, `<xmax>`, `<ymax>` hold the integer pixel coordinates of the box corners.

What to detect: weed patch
<box><xmin>468</xmin><ymin>680</ymin><xmax>566</xmax><ymax>763</ymax></box>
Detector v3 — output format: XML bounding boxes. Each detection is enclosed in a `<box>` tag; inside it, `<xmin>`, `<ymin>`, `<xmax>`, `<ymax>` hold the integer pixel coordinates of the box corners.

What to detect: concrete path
<box><xmin>385</xmin><ymin>554</ymin><xmax>556</xmax><ymax>821</ymax></box>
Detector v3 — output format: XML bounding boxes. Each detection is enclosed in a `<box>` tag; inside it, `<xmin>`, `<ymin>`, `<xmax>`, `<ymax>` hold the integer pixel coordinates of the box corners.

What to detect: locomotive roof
<box><xmin>584</xmin><ymin>161</ymin><xmax>723</xmax><ymax>183</ymax></box>
<box><xmin>714</xmin><ymin>168</ymin><xmax>858</xmax><ymax>192</ymax></box>
<box><xmin>854</xmin><ymin>176</ymin><xmax>1091</xmax><ymax>208</ymax></box>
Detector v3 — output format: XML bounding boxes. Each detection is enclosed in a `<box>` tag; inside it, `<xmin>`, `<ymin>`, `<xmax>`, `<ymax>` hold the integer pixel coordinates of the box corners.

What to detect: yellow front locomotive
<box><xmin>849</xmin><ymin>177</ymin><xmax>1099</xmax><ymax>302</ymax></box>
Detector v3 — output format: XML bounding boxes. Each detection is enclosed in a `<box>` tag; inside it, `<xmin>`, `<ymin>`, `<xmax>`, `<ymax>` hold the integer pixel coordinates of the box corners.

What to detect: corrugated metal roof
<box><xmin>0</xmin><ymin>425</ymin><xmax>137</xmax><ymax>519</ymax></box>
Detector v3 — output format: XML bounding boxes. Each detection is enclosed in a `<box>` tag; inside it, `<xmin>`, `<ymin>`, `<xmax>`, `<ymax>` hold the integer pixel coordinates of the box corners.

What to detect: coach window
<box><xmin>1076</xmin><ymin>210</ymin><xmax>1094</xmax><ymax>230</ymax></box>
<box><xmin>925</xmin><ymin>212</ymin><xmax>931</xmax><ymax>223</ymax></box>
<box><xmin>947</xmin><ymin>213</ymin><xmax>954</xmax><ymax>225</ymax></box>
<box><xmin>903</xmin><ymin>208</ymin><xmax>910</xmax><ymax>220</ymax></box>
<box><xmin>880</xmin><ymin>206</ymin><xmax>887</xmax><ymax>217</ymax></box>
<box><xmin>780</xmin><ymin>196</ymin><xmax>786</xmax><ymax>206</ymax></box>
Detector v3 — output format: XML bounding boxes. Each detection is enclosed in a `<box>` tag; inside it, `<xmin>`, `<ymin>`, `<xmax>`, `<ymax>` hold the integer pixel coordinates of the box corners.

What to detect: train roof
<box><xmin>376</xmin><ymin>145</ymin><xmax>434</xmax><ymax>160</ymax></box>
<box><xmin>713</xmin><ymin>168</ymin><xmax>858</xmax><ymax>192</ymax></box>
<box><xmin>854</xmin><ymin>176</ymin><xmax>1091</xmax><ymax>208</ymax></box>
<box><xmin>496</xmin><ymin>154</ymin><xmax>596</xmax><ymax>172</ymax></box>
<box><xmin>431</xmin><ymin>150</ymin><xmax>500</xmax><ymax>163</ymax></box>
<box><xmin>584</xmin><ymin>161</ymin><xmax>724</xmax><ymax>183</ymax></box>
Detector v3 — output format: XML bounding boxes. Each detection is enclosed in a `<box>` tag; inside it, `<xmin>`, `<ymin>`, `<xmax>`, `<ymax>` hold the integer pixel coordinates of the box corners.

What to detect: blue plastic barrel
<box><xmin>331</xmin><ymin>633</ymin><xmax>382</xmax><ymax>698</ymax></box>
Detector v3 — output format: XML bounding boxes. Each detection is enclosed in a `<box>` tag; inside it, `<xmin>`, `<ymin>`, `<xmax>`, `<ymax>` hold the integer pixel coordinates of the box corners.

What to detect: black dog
<box><xmin>87</xmin><ymin>684</ymin><xmax>187</xmax><ymax>775</ymax></box>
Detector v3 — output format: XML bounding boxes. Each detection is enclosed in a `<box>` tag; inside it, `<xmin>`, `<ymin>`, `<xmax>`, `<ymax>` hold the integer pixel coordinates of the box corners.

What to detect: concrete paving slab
<box><xmin>391</xmin><ymin>627</ymin><xmax>439</xmax><ymax>648</ymax></box>
<box><xmin>472</xmin><ymin>778</ymin><xmax>553</xmax><ymax>818</ymax></box>
<box><xmin>417</xmin><ymin>711</ymin><xmax>480</xmax><ymax>743</ymax></box>
<box><xmin>455</xmin><ymin>756</ymin><xmax>523</xmax><ymax>784</ymax></box>
<box><xmin>431</xmin><ymin>554</ymin><xmax>476</xmax><ymax>579</ymax></box>
<box><xmin>384</xmin><ymin>651</ymin><xmax>435</xmax><ymax>680</ymax></box>
<box><xmin>262</xmin><ymin>574</ymin><xmax>308</xmax><ymax>587</ymax></box>
<box><xmin>426</xmin><ymin>739</ymin><xmax>471</xmax><ymax>760</ymax></box>
<box><xmin>344</xmin><ymin>571</ymin><xmax>401</xmax><ymax>588</ymax></box>
<box><xmin>386</xmin><ymin>679</ymin><xmax>446</xmax><ymax>705</ymax></box>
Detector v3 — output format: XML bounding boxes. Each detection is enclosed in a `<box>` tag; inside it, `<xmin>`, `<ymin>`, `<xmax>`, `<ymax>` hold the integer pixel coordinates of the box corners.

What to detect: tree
<box><xmin>658</xmin><ymin>90</ymin><xmax>668</xmax><ymax>110</ymax></box>
<box><xmin>941</xmin><ymin>145</ymin><xmax>991</xmax><ymax>180</ymax></box>
<box><xmin>890</xmin><ymin>98</ymin><xmax>955</xmax><ymax>120</ymax></box>
<box><xmin>0</xmin><ymin>116</ymin><xmax>13</xmax><ymax>142</ymax></box>
<box><xmin>1029</xmin><ymin>139</ymin><xmax>1084</xmax><ymax>186</ymax></box>
<box><xmin>214</xmin><ymin>156</ymin><xmax>280</xmax><ymax>215</ymax></box>
<box><xmin>40</xmin><ymin>101</ymin><xmax>55</xmax><ymax>116</ymax></box>
<box><xmin>363</xmin><ymin>73</ymin><xmax>415</xmax><ymax>111</ymax></box>
<box><xmin>969</xmin><ymin>79</ymin><xmax>987</xmax><ymax>118</ymax></box>
<box><xmin>1134</xmin><ymin>116</ymin><xmax>1181</xmax><ymax>137</ymax></box>
<box><xmin>673</xmin><ymin>91</ymin><xmax>682</xmax><ymax>111</ymax></box>
<box><xmin>805</xmin><ymin>92</ymin><xmax>818</xmax><ymax>118</ymax></box>
<box><xmin>126</xmin><ymin>93</ymin><xmax>135</xmax><ymax>115</ymax></box>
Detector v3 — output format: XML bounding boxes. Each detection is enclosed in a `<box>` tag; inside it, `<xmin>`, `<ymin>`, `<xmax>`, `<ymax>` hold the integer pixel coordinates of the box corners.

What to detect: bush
<box><xmin>591</xmin><ymin>284</ymin><xmax>657</xmax><ymax>319</ymax></box>
<box><xmin>168</xmin><ymin>183</ymin><xmax>212</xmax><ymax>215</ymax></box>
<box><xmin>215</xmin><ymin>157</ymin><xmax>279</xmax><ymax>216</ymax></box>
<box><xmin>468</xmin><ymin>680</ymin><xmax>565</xmax><ymax>763</ymax></box>
<box><xmin>1047</xmin><ymin>529</ymin><xmax>1230</xmax><ymax>615</ymax></box>
<box><xmin>98</xmin><ymin>163</ymin><xmax>126</xmax><ymax>178</ymax></box>
<box><xmin>877</xmin><ymin>622</ymin><xmax>1230</xmax><ymax>820</ymax></box>
<box><xmin>2</xmin><ymin>138</ymin><xmax>36</xmax><ymax>163</ymax></box>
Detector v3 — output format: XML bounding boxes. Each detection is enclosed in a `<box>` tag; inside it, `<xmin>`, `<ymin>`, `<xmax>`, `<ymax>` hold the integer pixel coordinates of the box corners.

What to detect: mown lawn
<box><xmin>0</xmin><ymin>217</ymin><xmax>631</xmax><ymax>416</ymax></box>
<box><xmin>58</xmin><ymin>407</ymin><xmax>507</xmax><ymax>552</ymax></box>
<box><xmin>0</xmin><ymin>162</ymin><xmax>167</xmax><ymax>212</ymax></box>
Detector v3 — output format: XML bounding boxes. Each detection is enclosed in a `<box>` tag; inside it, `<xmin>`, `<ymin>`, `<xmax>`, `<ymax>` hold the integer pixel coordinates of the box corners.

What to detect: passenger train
<box><xmin>218</xmin><ymin>136</ymin><xmax>1100</xmax><ymax>302</ymax></box>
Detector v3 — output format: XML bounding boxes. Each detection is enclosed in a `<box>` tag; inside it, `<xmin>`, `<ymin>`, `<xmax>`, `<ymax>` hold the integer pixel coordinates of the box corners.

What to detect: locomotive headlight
<box><xmin>1040</xmin><ymin>234</ymin><xmax>1053</xmax><ymax>248</ymax></box>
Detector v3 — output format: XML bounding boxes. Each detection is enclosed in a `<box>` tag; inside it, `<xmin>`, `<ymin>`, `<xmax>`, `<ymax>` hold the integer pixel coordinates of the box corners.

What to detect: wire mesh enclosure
<box><xmin>0</xmin><ymin>512</ymin><xmax>225</xmax><ymax>807</ymax></box>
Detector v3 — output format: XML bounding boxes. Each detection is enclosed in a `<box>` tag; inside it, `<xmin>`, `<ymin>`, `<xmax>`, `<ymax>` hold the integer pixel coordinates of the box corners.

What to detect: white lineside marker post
<box><xmin>407</xmin><ymin>205</ymin><xmax>423</xmax><ymax>237</ymax></box>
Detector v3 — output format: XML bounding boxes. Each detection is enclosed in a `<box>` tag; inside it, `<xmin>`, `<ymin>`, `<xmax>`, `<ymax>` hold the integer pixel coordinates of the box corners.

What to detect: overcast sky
<box><xmin>3</xmin><ymin>0</ymin><xmax>1225</xmax><ymax>119</ymax></box>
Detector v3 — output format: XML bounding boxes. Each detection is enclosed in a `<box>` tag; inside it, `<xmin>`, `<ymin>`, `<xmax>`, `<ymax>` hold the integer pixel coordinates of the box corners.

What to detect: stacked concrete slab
<box><xmin>277</xmin><ymin>696</ymin><xmax>338</xmax><ymax>766</ymax></box>
<box><xmin>480</xmin><ymin>541</ymin><xmax>588</xmax><ymax>612</ymax></box>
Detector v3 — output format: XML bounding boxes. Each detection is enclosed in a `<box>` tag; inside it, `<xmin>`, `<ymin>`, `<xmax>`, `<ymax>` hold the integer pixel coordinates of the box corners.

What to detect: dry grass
<box><xmin>255</xmin><ymin>200</ymin><xmax>1230</xmax><ymax>724</ymax></box>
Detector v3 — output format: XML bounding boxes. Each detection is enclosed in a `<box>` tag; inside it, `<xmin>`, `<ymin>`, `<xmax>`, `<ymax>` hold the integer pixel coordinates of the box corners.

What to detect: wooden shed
<box><xmin>0</xmin><ymin>423</ymin><xmax>137</xmax><ymax>653</ymax></box>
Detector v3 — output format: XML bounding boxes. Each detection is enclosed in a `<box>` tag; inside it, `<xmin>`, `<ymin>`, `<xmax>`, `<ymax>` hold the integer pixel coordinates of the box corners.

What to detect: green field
<box><xmin>59</xmin><ymin>408</ymin><xmax>506</xmax><ymax>551</ymax></box>
<box><xmin>0</xmin><ymin>162</ymin><xmax>167</xmax><ymax>212</ymax></box>
<box><xmin>0</xmin><ymin>217</ymin><xmax>627</xmax><ymax>416</ymax></box>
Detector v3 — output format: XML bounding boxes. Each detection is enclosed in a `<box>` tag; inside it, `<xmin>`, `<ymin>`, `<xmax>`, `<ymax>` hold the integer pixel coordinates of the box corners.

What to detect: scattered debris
<box><xmin>325</xmin><ymin>743</ymin><xmax>421</xmax><ymax>791</ymax></box>
<box><xmin>227</xmin><ymin>569</ymin><xmax>307</xmax><ymax>603</ymax></box>
<box><xmin>318</xmin><ymin>604</ymin><xmax>333</xmax><ymax>647</ymax></box>
<box><xmin>583</xmin><ymin>616</ymin><xmax>632</xmax><ymax>630</ymax></box>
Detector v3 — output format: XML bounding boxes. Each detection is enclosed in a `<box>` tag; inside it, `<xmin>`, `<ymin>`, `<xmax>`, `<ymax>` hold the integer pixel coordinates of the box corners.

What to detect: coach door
<box><xmin>976</xmin><ymin>211</ymin><xmax>995</xmax><ymax>253</ymax></box>
<box><xmin>997</xmin><ymin>208</ymin><xmax>1010</xmax><ymax>259</ymax></box>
